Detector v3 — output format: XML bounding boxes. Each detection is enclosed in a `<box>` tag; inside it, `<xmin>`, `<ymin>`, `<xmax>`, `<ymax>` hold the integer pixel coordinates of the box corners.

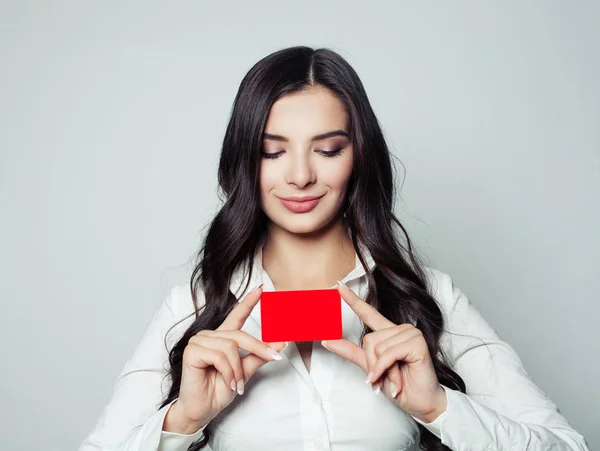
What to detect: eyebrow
<box><xmin>263</xmin><ymin>130</ymin><xmax>350</xmax><ymax>142</ymax></box>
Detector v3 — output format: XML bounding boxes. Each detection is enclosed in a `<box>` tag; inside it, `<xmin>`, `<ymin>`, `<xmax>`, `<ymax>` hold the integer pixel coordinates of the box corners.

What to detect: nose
<box><xmin>284</xmin><ymin>151</ymin><xmax>316</xmax><ymax>189</ymax></box>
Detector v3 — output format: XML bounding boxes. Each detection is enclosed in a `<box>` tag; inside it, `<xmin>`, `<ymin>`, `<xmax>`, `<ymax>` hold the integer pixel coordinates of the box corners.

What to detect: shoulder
<box><xmin>422</xmin><ymin>266</ymin><xmax>454</xmax><ymax>305</ymax></box>
<box><xmin>161</xmin><ymin>283</ymin><xmax>207</xmax><ymax>346</ymax></box>
<box><xmin>166</xmin><ymin>283</ymin><xmax>194</xmax><ymax>314</ymax></box>
<box><xmin>421</xmin><ymin>266</ymin><xmax>496</xmax><ymax>348</ymax></box>
<box><xmin>421</xmin><ymin>266</ymin><xmax>468</xmax><ymax>318</ymax></box>
<box><xmin>166</xmin><ymin>283</ymin><xmax>207</xmax><ymax>317</ymax></box>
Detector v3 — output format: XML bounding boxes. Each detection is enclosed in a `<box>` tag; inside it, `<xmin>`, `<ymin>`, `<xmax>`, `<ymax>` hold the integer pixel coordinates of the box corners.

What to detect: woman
<box><xmin>80</xmin><ymin>46</ymin><xmax>589</xmax><ymax>451</ymax></box>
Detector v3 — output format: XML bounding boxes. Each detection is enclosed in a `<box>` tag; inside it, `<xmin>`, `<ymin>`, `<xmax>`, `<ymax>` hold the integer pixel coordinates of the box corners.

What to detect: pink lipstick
<box><xmin>278</xmin><ymin>195</ymin><xmax>323</xmax><ymax>213</ymax></box>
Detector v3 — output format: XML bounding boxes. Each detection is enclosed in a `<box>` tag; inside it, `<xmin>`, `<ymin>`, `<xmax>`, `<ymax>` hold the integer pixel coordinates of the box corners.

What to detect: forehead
<box><xmin>264</xmin><ymin>86</ymin><xmax>348</xmax><ymax>139</ymax></box>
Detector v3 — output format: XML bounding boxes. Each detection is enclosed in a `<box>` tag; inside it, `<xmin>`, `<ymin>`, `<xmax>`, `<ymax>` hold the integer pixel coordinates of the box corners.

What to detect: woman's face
<box><xmin>259</xmin><ymin>85</ymin><xmax>354</xmax><ymax>235</ymax></box>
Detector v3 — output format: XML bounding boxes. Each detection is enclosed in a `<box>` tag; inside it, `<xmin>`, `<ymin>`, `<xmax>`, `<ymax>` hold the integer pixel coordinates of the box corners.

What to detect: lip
<box><xmin>277</xmin><ymin>194</ymin><xmax>324</xmax><ymax>213</ymax></box>
<box><xmin>278</xmin><ymin>195</ymin><xmax>324</xmax><ymax>202</ymax></box>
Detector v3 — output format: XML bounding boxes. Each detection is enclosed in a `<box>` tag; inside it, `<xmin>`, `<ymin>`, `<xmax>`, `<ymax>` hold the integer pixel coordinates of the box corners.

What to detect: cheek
<box><xmin>327</xmin><ymin>157</ymin><xmax>353</xmax><ymax>190</ymax></box>
<box><xmin>259</xmin><ymin>163</ymin><xmax>277</xmax><ymax>195</ymax></box>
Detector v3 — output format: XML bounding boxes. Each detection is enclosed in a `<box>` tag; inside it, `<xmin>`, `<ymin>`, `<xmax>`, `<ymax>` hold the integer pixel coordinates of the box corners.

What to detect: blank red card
<box><xmin>260</xmin><ymin>288</ymin><xmax>342</xmax><ymax>342</ymax></box>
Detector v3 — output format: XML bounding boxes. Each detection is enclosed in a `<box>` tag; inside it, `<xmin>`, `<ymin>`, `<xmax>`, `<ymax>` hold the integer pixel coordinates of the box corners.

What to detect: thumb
<box><xmin>321</xmin><ymin>339</ymin><xmax>368</xmax><ymax>374</ymax></box>
<box><xmin>241</xmin><ymin>341</ymin><xmax>288</xmax><ymax>380</ymax></box>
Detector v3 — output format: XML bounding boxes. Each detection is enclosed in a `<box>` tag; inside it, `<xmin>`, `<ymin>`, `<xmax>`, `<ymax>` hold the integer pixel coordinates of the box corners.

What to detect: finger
<box><xmin>242</xmin><ymin>341</ymin><xmax>289</xmax><ymax>382</ymax></box>
<box><xmin>205</xmin><ymin>329</ymin><xmax>285</xmax><ymax>363</ymax></box>
<box><xmin>386</xmin><ymin>362</ymin><xmax>402</xmax><ymax>399</ymax></box>
<box><xmin>381</xmin><ymin>374</ymin><xmax>392</xmax><ymax>397</ymax></box>
<box><xmin>372</xmin><ymin>378</ymin><xmax>382</xmax><ymax>395</ymax></box>
<box><xmin>381</xmin><ymin>371</ymin><xmax>401</xmax><ymax>399</ymax></box>
<box><xmin>184</xmin><ymin>343</ymin><xmax>235</xmax><ymax>392</ymax></box>
<box><xmin>336</xmin><ymin>281</ymin><xmax>394</xmax><ymax>331</ymax></box>
<box><xmin>370</xmin><ymin>336</ymin><xmax>428</xmax><ymax>383</ymax></box>
<box><xmin>218</xmin><ymin>284</ymin><xmax>263</xmax><ymax>331</ymax></box>
<box><xmin>372</xmin><ymin>327</ymin><xmax>422</xmax><ymax>359</ymax></box>
<box><xmin>362</xmin><ymin>327</ymin><xmax>406</xmax><ymax>383</ymax></box>
<box><xmin>189</xmin><ymin>334</ymin><xmax>244</xmax><ymax>392</ymax></box>
<box><xmin>321</xmin><ymin>339</ymin><xmax>367</xmax><ymax>373</ymax></box>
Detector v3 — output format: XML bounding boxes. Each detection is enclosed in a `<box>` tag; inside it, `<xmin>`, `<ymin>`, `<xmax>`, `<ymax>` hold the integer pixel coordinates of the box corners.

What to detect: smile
<box><xmin>277</xmin><ymin>195</ymin><xmax>324</xmax><ymax>213</ymax></box>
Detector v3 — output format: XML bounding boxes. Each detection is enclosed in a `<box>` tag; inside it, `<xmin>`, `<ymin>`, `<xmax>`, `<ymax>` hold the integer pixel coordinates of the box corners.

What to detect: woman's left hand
<box><xmin>322</xmin><ymin>281</ymin><xmax>447</xmax><ymax>423</ymax></box>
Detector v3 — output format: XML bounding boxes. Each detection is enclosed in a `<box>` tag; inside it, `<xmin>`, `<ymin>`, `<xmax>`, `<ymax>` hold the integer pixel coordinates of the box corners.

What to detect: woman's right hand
<box><xmin>164</xmin><ymin>284</ymin><xmax>287</xmax><ymax>433</ymax></box>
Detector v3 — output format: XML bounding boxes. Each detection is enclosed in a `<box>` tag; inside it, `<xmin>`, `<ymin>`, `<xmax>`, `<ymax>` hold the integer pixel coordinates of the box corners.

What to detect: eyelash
<box><xmin>261</xmin><ymin>149</ymin><xmax>343</xmax><ymax>159</ymax></box>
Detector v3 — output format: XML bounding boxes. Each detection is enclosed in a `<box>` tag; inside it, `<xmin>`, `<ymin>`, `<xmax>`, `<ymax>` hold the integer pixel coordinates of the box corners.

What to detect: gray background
<box><xmin>1</xmin><ymin>1</ymin><xmax>598</xmax><ymax>450</ymax></box>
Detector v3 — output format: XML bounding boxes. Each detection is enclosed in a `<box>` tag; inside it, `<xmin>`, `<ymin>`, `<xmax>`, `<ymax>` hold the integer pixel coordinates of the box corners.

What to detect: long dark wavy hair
<box><xmin>159</xmin><ymin>46</ymin><xmax>466</xmax><ymax>451</ymax></box>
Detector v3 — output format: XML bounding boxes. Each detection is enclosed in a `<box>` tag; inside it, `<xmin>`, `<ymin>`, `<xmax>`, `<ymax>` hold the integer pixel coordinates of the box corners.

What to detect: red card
<box><xmin>260</xmin><ymin>288</ymin><xmax>342</xmax><ymax>342</ymax></box>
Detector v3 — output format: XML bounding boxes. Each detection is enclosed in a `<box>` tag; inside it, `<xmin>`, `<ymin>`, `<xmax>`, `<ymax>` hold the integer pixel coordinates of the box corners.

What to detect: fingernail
<box><xmin>389</xmin><ymin>382</ymin><xmax>399</xmax><ymax>398</ymax></box>
<box><xmin>365</xmin><ymin>372</ymin><xmax>374</xmax><ymax>384</ymax></box>
<box><xmin>336</xmin><ymin>280</ymin><xmax>345</xmax><ymax>287</ymax></box>
<box><xmin>373</xmin><ymin>384</ymin><xmax>381</xmax><ymax>396</ymax></box>
<box><xmin>252</xmin><ymin>283</ymin><xmax>263</xmax><ymax>292</ymax></box>
<box><xmin>267</xmin><ymin>348</ymin><xmax>283</xmax><ymax>361</ymax></box>
<box><xmin>230</xmin><ymin>379</ymin><xmax>237</xmax><ymax>392</ymax></box>
<box><xmin>321</xmin><ymin>340</ymin><xmax>329</xmax><ymax>350</ymax></box>
<box><xmin>237</xmin><ymin>379</ymin><xmax>245</xmax><ymax>395</ymax></box>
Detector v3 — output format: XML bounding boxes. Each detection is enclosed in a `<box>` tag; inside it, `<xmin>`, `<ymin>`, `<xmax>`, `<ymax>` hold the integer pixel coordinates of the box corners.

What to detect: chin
<box><xmin>282</xmin><ymin>222</ymin><xmax>325</xmax><ymax>235</ymax></box>
<box><xmin>269</xmin><ymin>211</ymin><xmax>339</xmax><ymax>235</ymax></box>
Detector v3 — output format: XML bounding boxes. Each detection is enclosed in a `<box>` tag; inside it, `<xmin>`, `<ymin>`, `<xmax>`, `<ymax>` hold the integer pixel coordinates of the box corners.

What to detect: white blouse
<box><xmin>79</xmin><ymin>242</ymin><xmax>589</xmax><ymax>450</ymax></box>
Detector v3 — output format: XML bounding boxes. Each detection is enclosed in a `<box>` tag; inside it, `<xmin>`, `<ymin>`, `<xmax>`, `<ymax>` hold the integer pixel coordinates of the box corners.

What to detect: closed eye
<box><xmin>317</xmin><ymin>148</ymin><xmax>343</xmax><ymax>158</ymax></box>
<box><xmin>260</xmin><ymin>148</ymin><xmax>344</xmax><ymax>159</ymax></box>
<box><xmin>261</xmin><ymin>151</ymin><xmax>285</xmax><ymax>159</ymax></box>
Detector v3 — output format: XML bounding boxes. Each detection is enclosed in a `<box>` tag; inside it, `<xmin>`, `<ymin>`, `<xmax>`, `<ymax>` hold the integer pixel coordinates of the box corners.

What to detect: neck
<box><xmin>262</xmin><ymin>217</ymin><xmax>356</xmax><ymax>290</ymax></box>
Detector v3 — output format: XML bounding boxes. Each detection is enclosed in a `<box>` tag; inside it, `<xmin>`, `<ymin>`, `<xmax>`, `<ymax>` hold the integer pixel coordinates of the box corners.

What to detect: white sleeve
<box><xmin>78</xmin><ymin>286</ymin><xmax>210</xmax><ymax>451</ymax></box>
<box><xmin>417</xmin><ymin>269</ymin><xmax>590</xmax><ymax>451</ymax></box>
